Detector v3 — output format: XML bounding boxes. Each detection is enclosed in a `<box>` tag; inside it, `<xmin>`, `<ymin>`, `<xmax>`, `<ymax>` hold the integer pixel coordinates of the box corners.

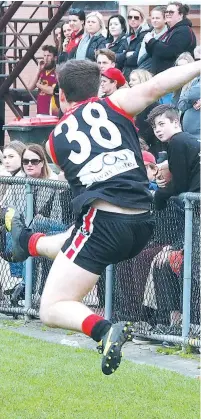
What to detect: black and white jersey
<box><xmin>49</xmin><ymin>96</ymin><xmax>152</xmax><ymax>214</ymax></box>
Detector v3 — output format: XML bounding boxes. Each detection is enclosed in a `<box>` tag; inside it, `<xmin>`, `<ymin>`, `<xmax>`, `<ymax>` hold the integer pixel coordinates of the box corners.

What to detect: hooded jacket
<box><xmin>145</xmin><ymin>19</ymin><xmax>196</xmax><ymax>75</ymax></box>
<box><xmin>120</xmin><ymin>22</ymin><xmax>151</xmax><ymax>80</ymax></box>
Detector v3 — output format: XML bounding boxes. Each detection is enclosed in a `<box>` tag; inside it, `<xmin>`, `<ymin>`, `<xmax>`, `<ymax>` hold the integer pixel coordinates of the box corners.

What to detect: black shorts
<box><xmin>61</xmin><ymin>206</ymin><xmax>155</xmax><ymax>275</ymax></box>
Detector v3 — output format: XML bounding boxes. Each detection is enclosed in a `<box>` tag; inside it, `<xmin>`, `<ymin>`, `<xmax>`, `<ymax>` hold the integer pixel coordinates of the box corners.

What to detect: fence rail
<box><xmin>0</xmin><ymin>177</ymin><xmax>200</xmax><ymax>347</ymax></box>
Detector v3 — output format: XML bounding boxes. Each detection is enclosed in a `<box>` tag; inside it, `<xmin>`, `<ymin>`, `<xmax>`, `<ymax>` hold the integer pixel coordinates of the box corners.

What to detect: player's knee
<box><xmin>39</xmin><ymin>304</ymin><xmax>55</xmax><ymax>327</ymax></box>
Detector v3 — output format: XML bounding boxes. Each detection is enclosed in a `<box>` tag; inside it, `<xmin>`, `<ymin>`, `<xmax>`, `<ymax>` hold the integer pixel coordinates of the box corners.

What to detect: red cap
<box><xmin>142</xmin><ymin>151</ymin><xmax>156</xmax><ymax>165</ymax></box>
<box><xmin>102</xmin><ymin>68</ymin><xmax>126</xmax><ymax>88</ymax></box>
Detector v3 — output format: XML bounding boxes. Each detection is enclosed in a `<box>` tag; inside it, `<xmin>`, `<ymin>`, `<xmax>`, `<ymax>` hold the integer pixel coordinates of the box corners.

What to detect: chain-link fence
<box><xmin>0</xmin><ymin>177</ymin><xmax>200</xmax><ymax>346</ymax></box>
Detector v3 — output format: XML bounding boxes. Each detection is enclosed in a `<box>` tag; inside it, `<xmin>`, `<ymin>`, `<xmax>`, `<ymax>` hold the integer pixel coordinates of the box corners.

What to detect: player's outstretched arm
<box><xmin>110</xmin><ymin>60</ymin><xmax>201</xmax><ymax>117</ymax></box>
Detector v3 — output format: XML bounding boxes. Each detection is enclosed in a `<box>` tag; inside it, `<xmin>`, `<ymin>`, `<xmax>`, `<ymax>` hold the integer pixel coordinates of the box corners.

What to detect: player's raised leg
<box><xmin>3</xmin><ymin>205</ymin><xmax>134</xmax><ymax>376</ymax></box>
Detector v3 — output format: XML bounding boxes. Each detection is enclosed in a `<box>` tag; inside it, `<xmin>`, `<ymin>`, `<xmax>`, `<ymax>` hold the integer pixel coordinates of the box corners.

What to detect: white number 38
<box><xmin>54</xmin><ymin>102</ymin><xmax>122</xmax><ymax>165</ymax></box>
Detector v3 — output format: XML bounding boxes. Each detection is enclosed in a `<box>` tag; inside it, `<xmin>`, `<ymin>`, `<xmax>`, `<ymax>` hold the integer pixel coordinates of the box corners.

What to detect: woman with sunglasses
<box><xmin>123</xmin><ymin>7</ymin><xmax>151</xmax><ymax>80</ymax></box>
<box><xmin>145</xmin><ymin>2</ymin><xmax>196</xmax><ymax>75</ymax></box>
<box><xmin>106</xmin><ymin>14</ymin><xmax>128</xmax><ymax>70</ymax></box>
<box><xmin>4</xmin><ymin>144</ymin><xmax>67</xmax><ymax>307</ymax></box>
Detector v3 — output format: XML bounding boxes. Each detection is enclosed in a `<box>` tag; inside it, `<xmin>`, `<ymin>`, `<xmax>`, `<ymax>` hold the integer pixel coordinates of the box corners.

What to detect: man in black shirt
<box><xmin>146</xmin><ymin>104</ymin><xmax>200</xmax><ymax>210</ymax></box>
<box><xmin>3</xmin><ymin>59</ymin><xmax>200</xmax><ymax>375</ymax></box>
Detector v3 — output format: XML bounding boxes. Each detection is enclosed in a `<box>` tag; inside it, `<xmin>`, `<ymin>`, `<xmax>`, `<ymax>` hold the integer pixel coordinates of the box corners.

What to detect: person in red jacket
<box><xmin>66</xmin><ymin>8</ymin><xmax>85</xmax><ymax>59</ymax></box>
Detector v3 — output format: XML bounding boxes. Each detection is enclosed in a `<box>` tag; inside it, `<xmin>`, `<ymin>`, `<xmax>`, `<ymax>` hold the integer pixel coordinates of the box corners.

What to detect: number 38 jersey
<box><xmin>49</xmin><ymin>96</ymin><xmax>152</xmax><ymax>214</ymax></box>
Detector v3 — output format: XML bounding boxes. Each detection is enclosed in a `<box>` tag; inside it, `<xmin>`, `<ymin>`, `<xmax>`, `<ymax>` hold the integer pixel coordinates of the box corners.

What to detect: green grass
<box><xmin>156</xmin><ymin>345</ymin><xmax>200</xmax><ymax>360</ymax></box>
<box><xmin>0</xmin><ymin>329</ymin><xmax>199</xmax><ymax>419</ymax></box>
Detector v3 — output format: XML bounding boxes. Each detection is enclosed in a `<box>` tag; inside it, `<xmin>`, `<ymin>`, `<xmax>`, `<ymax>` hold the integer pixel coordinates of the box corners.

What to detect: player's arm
<box><xmin>110</xmin><ymin>60</ymin><xmax>201</xmax><ymax>116</ymax></box>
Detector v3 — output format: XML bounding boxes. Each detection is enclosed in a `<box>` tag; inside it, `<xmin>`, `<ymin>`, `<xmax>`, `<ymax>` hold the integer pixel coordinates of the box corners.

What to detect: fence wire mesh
<box><xmin>0</xmin><ymin>177</ymin><xmax>200</xmax><ymax>343</ymax></box>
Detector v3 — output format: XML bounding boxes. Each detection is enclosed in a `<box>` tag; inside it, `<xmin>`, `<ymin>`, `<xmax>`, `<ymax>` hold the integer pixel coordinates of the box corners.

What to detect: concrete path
<box><xmin>0</xmin><ymin>315</ymin><xmax>200</xmax><ymax>379</ymax></box>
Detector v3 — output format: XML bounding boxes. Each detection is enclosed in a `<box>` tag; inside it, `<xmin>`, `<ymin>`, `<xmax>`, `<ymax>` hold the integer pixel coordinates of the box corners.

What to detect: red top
<box><xmin>66</xmin><ymin>30</ymin><xmax>83</xmax><ymax>54</ymax></box>
<box><xmin>37</xmin><ymin>69</ymin><xmax>57</xmax><ymax>115</ymax></box>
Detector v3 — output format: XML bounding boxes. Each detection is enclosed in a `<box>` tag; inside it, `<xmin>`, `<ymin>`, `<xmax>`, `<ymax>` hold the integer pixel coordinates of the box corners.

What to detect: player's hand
<box><xmin>193</xmin><ymin>99</ymin><xmax>201</xmax><ymax>110</ymax></box>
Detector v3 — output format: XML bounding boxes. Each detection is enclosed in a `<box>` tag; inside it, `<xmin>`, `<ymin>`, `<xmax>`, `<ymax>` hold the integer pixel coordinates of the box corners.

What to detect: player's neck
<box><xmin>65</xmin><ymin>101</ymin><xmax>77</xmax><ymax>111</ymax></box>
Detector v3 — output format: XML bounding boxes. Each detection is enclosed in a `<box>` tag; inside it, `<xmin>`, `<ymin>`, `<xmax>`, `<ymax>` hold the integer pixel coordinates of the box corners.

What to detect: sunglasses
<box><xmin>128</xmin><ymin>15</ymin><xmax>140</xmax><ymax>21</ymax></box>
<box><xmin>22</xmin><ymin>159</ymin><xmax>42</xmax><ymax>166</ymax></box>
<box><xmin>165</xmin><ymin>10</ymin><xmax>176</xmax><ymax>15</ymax></box>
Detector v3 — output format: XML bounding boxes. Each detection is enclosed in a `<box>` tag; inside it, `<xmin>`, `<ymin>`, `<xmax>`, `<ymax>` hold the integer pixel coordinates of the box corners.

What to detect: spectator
<box><xmin>0</xmin><ymin>141</ymin><xmax>25</xmax><ymax>177</ymax></box>
<box><xmin>21</xmin><ymin>144</ymin><xmax>58</xmax><ymax>181</ymax></box>
<box><xmin>29</xmin><ymin>45</ymin><xmax>58</xmax><ymax>116</ymax></box>
<box><xmin>172</xmin><ymin>51</ymin><xmax>195</xmax><ymax>106</ymax></box>
<box><xmin>142</xmin><ymin>151</ymin><xmax>158</xmax><ymax>192</ymax></box>
<box><xmin>129</xmin><ymin>69</ymin><xmax>163</xmax><ymax>157</ymax></box>
<box><xmin>142</xmin><ymin>199</ymin><xmax>185</xmax><ymax>332</ymax></box>
<box><xmin>138</xmin><ymin>6</ymin><xmax>167</xmax><ymax>71</ymax></box>
<box><xmin>75</xmin><ymin>12</ymin><xmax>106</xmax><ymax>61</ymax></box>
<box><xmin>57</xmin><ymin>20</ymin><xmax>73</xmax><ymax>64</ymax></box>
<box><xmin>66</xmin><ymin>8</ymin><xmax>85</xmax><ymax>59</ymax></box>
<box><xmin>62</xmin><ymin>20</ymin><xmax>73</xmax><ymax>51</ymax></box>
<box><xmin>54</xmin><ymin>23</ymin><xmax>62</xmax><ymax>52</ymax></box>
<box><xmin>177</xmin><ymin>59</ymin><xmax>200</xmax><ymax>139</ymax></box>
<box><xmin>147</xmin><ymin>105</ymin><xmax>200</xmax><ymax>210</ymax></box>
<box><xmin>194</xmin><ymin>45</ymin><xmax>201</xmax><ymax>61</ymax></box>
<box><xmin>129</xmin><ymin>68</ymin><xmax>152</xmax><ymax>87</ymax></box>
<box><xmin>145</xmin><ymin>2</ymin><xmax>196</xmax><ymax>75</ymax></box>
<box><xmin>0</xmin><ymin>142</ymin><xmax>26</xmax><ymax>294</ymax></box>
<box><xmin>100</xmin><ymin>68</ymin><xmax>126</xmax><ymax>97</ymax></box>
<box><xmin>95</xmin><ymin>48</ymin><xmax>116</xmax><ymax>72</ymax></box>
<box><xmin>178</xmin><ymin>77</ymin><xmax>200</xmax><ymax>139</ymax></box>
<box><xmin>4</xmin><ymin>144</ymin><xmax>64</xmax><ymax>304</ymax></box>
<box><xmin>106</xmin><ymin>14</ymin><xmax>128</xmax><ymax>70</ymax></box>
<box><xmin>123</xmin><ymin>7</ymin><xmax>151</xmax><ymax>80</ymax></box>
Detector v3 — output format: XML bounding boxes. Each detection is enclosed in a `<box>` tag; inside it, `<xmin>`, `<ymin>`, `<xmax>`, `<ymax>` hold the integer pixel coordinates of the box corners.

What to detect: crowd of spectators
<box><xmin>0</xmin><ymin>2</ymin><xmax>200</xmax><ymax>335</ymax></box>
<box><xmin>27</xmin><ymin>2</ymin><xmax>199</xmax><ymax>160</ymax></box>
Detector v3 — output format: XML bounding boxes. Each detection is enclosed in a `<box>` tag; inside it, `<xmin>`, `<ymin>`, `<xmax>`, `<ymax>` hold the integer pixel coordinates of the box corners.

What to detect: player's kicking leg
<box><xmin>2</xmin><ymin>206</ymin><xmax>134</xmax><ymax>375</ymax></box>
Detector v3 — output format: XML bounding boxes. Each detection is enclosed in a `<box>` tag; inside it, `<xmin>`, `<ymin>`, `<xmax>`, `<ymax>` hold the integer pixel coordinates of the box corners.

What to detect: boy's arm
<box><xmin>154</xmin><ymin>139</ymin><xmax>189</xmax><ymax>209</ymax></box>
<box><xmin>110</xmin><ymin>60</ymin><xmax>201</xmax><ymax>116</ymax></box>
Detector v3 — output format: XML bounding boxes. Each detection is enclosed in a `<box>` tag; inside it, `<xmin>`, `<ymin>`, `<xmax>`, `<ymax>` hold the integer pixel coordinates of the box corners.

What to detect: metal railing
<box><xmin>0</xmin><ymin>176</ymin><xmax>200</xmax><ymax>347</ymax></box>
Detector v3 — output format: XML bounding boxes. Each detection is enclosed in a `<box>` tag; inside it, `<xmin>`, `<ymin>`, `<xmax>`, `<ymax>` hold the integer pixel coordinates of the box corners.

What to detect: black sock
<box><xmin>91</xmin><ymin>320</ymin><xmax>112</xmax><ymax>342</ymax></box>
<box><xmin>19</xmin><ymin>228</ymin><xmax>33</xmax><ymax>254</ymax></box>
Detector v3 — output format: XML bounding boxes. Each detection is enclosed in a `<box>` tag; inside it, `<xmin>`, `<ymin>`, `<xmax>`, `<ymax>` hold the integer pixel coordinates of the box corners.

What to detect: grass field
<box><xmin>0</xmin><ymin>329</ymin><xmax>199</xmax><ymax>419</ymax></box>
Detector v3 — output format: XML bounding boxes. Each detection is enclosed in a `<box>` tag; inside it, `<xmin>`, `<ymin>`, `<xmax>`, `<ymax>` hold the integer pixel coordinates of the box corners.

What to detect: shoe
<box><xmin>10</xmin><ymin>282</ymin><xmax>25</xmax><ymax>306</ymax></box>
<box><xmin>97</xmin><ymin>322</ymin><xmax>134</xmax><ymax>375</ymax></box>
<box><xmin>4</xmin><ymin>206</ymin><xmax>30</xmax><ymax>262</ymax></box>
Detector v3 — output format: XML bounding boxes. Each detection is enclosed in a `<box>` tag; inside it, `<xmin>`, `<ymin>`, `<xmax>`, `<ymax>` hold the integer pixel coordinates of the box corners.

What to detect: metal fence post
<box><xmin>24</xmin><ymin>182</ymin><xmax>33</xmax><ymax>320</ymax></box>
<box><xmin>182</xmin><ymin>197</ymin><xmax>193</xmax><ymax>339</ymax></box>
<box><xmin>105</xmin><ymin>264</ymin><xmax>113</xmax><ymax>321</ymax></box>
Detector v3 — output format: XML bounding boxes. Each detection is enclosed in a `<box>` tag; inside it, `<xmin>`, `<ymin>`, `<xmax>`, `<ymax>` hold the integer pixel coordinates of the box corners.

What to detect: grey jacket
<box><xmin>177</xmin><ymin>77</ymin><xmax>200</xmax><ymax>140</ymax></box>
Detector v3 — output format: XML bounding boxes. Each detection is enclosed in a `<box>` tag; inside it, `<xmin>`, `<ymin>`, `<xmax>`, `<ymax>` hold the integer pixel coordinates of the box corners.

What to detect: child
<box><xmin>142</xmin><ymin>150</ymin><xmax>158</xmax><ymax>192</ymax></box>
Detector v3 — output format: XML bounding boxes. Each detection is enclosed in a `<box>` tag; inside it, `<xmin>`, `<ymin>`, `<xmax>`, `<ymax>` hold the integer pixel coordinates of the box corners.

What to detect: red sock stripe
<box><xmin>28</xmin><ymin>233</ymin><xmax>45</xmax><ymax>257</ymax></box>
<box><xmin>82</xmin><ymin>314</ymin><xmax>104</xmax><ymax>337</ymax></box>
